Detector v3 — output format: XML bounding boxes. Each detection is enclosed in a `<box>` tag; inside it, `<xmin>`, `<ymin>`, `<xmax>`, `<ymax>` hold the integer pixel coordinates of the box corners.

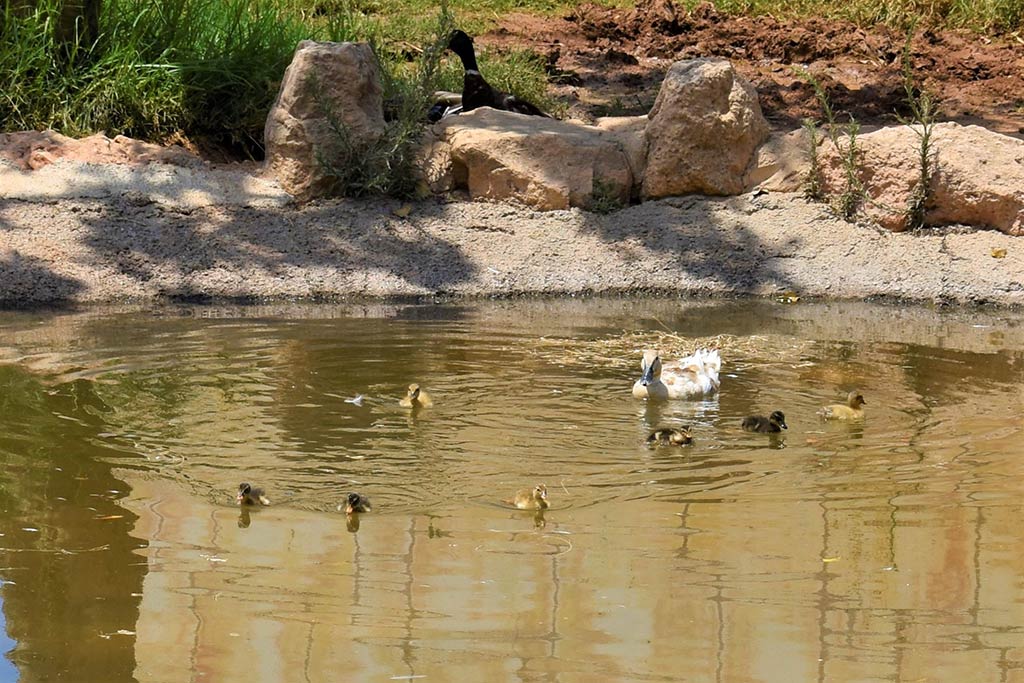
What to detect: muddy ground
<box><xmin>487</xmin><ymin>0</ymin><xmax>1024</xmax><ymax>135</ymax></box>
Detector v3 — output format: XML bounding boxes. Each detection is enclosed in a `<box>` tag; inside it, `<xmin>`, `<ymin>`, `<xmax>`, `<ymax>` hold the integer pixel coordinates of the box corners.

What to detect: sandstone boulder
<box><xmin>744</xmin><ymin>127</ymin><xmax>811</xmax><ymax>193</ymax></box>
<box><xmin>819</xmin><ymin>122</ymin><xmax>1024</xmax><ymax>234</ymax></box>
<box><xmin>424</xmin><ymin>108</ymin><xmax>633</xmax><ymax>211</ymax></box>
<box><xmin>264</xmin><ymin>41</ymin><xmax>385</xmax><ymax>201</ymax></box>
<box><xmin>643</xmin><ymin>58</ymin><xmax>769</xmax><ymax>199</ymax></box>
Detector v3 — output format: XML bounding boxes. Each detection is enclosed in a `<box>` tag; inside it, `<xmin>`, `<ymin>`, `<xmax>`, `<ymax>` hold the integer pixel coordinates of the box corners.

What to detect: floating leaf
<box><xmin>822</xmin><ymin>556</ymin><xmax>841</xmax><ymax>563</ymax></box>
<box><xmin>991</xmin><ymin>248</ymin><xmax>1007</xmax><ymax>259</ymax></box>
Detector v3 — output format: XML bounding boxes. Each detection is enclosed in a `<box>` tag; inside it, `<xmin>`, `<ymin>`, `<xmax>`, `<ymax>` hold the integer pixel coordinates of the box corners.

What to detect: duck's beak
<box><xmin>235</xmin><ymin>492</ymin><xmax>244</xmax><ymax>503</ymax></box>
<box><xmin>781</xmin><ymin>422</ymin><xmax>788</xmax><ymax>430</ymax></box>
<box><xmin>640</xmin><ymin>364</ymin><xmax>654</xmax><ymax>386</ymax></box>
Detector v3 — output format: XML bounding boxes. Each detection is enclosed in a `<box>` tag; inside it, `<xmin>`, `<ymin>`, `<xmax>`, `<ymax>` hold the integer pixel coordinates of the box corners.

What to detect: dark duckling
<box><xmin>741</xmin><ymin>411</ymin><xmax>788</xmax><ymax>433</ymax></box>
<box><xmin>344</xmin><ymin>492</ymin><xmax>372</xmax><ymax>514</ymax></box>
<box><xmin>236</xmin><ymin>482</ymin><xmax>270</xmax><ymax>506</ymax></box>
<box><xmin>447</xmin><ymin>30</ymin><xmax>550</xmax><ymax>117</ymax></box>
<box><xmin>646</xmin><ymin>426</ymin><xmax>693</xmax><ymax>446</ymax></box>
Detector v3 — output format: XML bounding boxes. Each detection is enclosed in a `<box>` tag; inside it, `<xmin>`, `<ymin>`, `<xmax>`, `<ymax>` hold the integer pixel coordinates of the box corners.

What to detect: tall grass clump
<box><xmin>0</xmin><ymin>0</ymin><xmax>365</xmax><ymax>156</ymax></box>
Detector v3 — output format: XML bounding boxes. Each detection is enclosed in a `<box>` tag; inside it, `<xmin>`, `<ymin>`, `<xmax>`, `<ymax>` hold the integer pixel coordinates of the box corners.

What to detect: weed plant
<box><xmin>797</xmin><ymin>68</ymin><xmax>865</xmax><ymax>220</ymax></box>
<box><xmin>897</xmin><ymin>26</ymin><xmax>940</xmax><ymax>230</ymax></box>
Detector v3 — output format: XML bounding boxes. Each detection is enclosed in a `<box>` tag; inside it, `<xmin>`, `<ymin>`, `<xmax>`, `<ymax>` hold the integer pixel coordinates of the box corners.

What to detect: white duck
<box><xmin>632</xmin><ymin>348</ymin><xmax>721</xmax><ymax>400</ymax></box>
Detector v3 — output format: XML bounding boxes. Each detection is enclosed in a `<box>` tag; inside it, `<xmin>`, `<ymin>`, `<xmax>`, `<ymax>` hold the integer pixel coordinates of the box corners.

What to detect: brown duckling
<box><xmin>399</xmin><ymin>383</ymin><xmax>433</xmax><ymax>408</ymax></box>
<box><xmin>236</xmin><ymin>482</ymin><xmax>270</xmax><ymax>506</ymax></box>
<box><xmin>741</xmin><ymin>411</ymin><xmax>788</xmax><ymax>433</ymax></box>
<box><xmin>646</xmin><ymin>426</ymin><xmax>693</xmax><ymax>446</ymax></box>
<box><xmin>818</xmin><ymin>391</ymin><xmax>866</xmax><ymax>421</ymax></box>
<box><xmin>506</xmin><ymin>484</ymin><xmax>548</xmax><ymax>510</ymax></box>
<box><xmin>344</xmin><ymin>492</ymin><xmax>372</xmax><ymax>514</ymax></box>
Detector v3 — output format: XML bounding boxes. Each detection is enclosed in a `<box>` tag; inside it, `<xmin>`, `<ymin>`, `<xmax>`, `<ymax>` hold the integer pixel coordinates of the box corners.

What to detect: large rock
<box><xmin>820</xmin><ymin>122</ymin><xmax>1024</xmax><ymax>234</ymax></box>
<box><xmin>744</xmin><ymin>127</ymin><xmax>812</xmax><ymax>193</ymax></box>
<box><xmin>423</xmin><ymin>108</ymin><xmax>633</xmax><ymax>211</ymax></box>
<box><xmin>642</xmin><ymin>58</ymin><xmax>769</xmax><ymax>199</ymax></box>
<box><xmin>264</xmin><ymin>41</ymin><xmax>385</xmax><ymax>201</ymax></box>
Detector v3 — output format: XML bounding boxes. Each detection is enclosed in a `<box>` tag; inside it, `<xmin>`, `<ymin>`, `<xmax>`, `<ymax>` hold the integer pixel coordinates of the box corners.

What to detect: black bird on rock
<box><xmin>446</xmin><ymin>29</ymin><xmax>550</xmax><ymax>118</ymax></box>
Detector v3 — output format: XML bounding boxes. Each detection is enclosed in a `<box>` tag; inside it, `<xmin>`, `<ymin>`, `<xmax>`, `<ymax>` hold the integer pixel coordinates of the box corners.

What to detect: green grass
<box><xmin>679</xmin><ymin>0</ymin><xmax>1024</xmax><ymax>33</ymax></box>
<box><xmin>0</xmin><ymin>0</ymin><xmax>560</xmax><ymax>157</ymax></box>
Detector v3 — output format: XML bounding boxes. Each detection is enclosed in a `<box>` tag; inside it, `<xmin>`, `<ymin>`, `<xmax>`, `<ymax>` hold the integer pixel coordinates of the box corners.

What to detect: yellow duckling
<box><xmin>236</xmin><ymin>482</ymin><xmax>270</xmax><ymax>506</ymax></box>
<box><xmin>399</xmin><ymin>383</ymin><xmax>433</xmax><ymax>408</ymax></box>
<box><xmin>344</xmin><ymin>492</ymin><xmax>372</xmax><ymax>514</ymax></box>
<box><xmin>741</xmin><ymin>410</ymin><xmax>788</xmax><ymax>433</ymax></box>
<box><xmin>632</xmin><ymin>348</ymin><xmax>721</xmax><ymax>400</ymax></box>
<box><xmin>506</xmin><ymin>484</ymin><xmax>548</xmax><ymax>510</ymax></box>
<box><xmin>818</xmin><ymin>391</ymin><xmax>866</xmax><ymax>421</ymax></box>
<box><xmin>646</xmin><ymin>426</ymin><xmax>693</xmax><ymax>446</ymax></box>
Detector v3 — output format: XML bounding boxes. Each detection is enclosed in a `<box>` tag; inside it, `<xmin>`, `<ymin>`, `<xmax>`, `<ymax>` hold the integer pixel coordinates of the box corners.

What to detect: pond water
<box><xmin>0</xmin><ymin>299</ymin><xmax>1023</xmax><ymax>682</ymax></box>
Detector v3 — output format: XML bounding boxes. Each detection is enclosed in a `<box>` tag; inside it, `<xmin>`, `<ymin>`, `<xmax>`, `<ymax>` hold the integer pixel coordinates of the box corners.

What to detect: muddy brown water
<box><xmin>0</xmin><ymin>299</ymin><xmax>1022</xmax><ymax>682</ymax></box>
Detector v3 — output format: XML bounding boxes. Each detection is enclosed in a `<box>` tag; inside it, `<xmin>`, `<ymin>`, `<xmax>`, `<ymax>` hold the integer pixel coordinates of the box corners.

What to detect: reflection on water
<box><xmin>0</xmin><ymin>299</ymin><xmax>1023</xmax><ymax>681</ymax></box>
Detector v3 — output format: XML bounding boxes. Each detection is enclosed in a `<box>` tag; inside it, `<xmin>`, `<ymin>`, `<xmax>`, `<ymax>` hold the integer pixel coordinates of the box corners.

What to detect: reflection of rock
<box><xmin>819</xmin><ymin>122</ymin><xmax>1024</xmax><ymax>235</ymax></box>
<box><xmin>264</xmin><ymin>41</ymin><xmax>385</xmax><ymax>201</ymax></box>
<box><xmin>423</xmin><ymin>108</ymin><xmax>633</xmax><ymax>211</ymax></box>
<box><xmin>642</xmin><ymin>58</ymin><xmax>769</xmax><ymax>199</ymax></box>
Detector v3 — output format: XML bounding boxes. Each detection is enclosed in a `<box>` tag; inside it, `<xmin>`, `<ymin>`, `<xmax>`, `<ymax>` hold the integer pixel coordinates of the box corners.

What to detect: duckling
<box><xmin>818</xmin><ymin>391</ymin><xmax>866</xmax><ymax>421</ymax></box>
<box><xmin>344</xmin><ymin>492</ymin><xmax>372</xmax><ymax>514</ymax></box>
<box><xmin>236</xmin><ymin>482</ymin><xmax>270</xmax><ymax>506</ymax></box>
<box><xmin>447</xmin><ymin>30</ymin><xmax>550</xmax><ymax>118</ymax></box>
<box><xmin>741</xmin><ymin>410</ymin><xmax>788</xmax><ymax>433</ymax></box>
<box><xmin>646</xmin><ymin>426</ymin><xmax>693</xmax><ymax>446</ymax></box>
<box><xmin>632</xmin><ymin>348</ymin><xmax>721</xmax><ymax>400</ymax></box>
<box><xmin>399</xmin><ymin>383</ymin><xmax>433</xmax><ymax>408</ymax></box>
<box><xmin>506</xmin><ymin>484</ymin><xmax>548</xmax><ymax>510</ymax></box>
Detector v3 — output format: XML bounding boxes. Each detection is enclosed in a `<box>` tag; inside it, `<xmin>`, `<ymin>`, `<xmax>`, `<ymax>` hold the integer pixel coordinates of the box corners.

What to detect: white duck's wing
<box><xmin>662</xmin><ymin>349</ymin><xmax>721</xmax><ymax>397</ymax></box>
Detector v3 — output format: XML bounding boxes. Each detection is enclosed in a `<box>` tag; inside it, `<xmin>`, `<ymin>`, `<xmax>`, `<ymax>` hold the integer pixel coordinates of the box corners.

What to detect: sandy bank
<box><xmin>1</xmin><ymin>182</ymin><xmax>1021</xmax><ymax>307</ymax></box>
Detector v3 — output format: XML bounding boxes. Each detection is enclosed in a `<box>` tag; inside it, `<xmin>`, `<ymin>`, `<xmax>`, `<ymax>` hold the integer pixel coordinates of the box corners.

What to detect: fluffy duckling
<box><xmin>399</xmin><ymin>383</ymin><xmax>433</xmax><ymax>408</ymax></box>
<box><xmin>506</xmin><ymin>484</ymin><xmax>548</xmax><ymax>510</ymax></box>
<box><xmin>344</xmin><ymin>492</ymin><xmax>372</xmax><ymax>514</ymax></box>
<box><xmin>447</xmin><ymin>30</ymin><xmax>550</xmax><ymax>117</ymax></box>
<box><xmin>236</xmin><ymin>482</ymin><xmax>270</xmax><ymax>506</ymax></box>
<box><xmin>646</xmin><ymin>426</ymin><xmax>693</xmax><ymax>446</ymax></box>
<box><xmin>818</xmin><ymin>391</ymin><xmax>866</xmax><ymax>421</ymax></box>
<box><xmin>741</xmin><ymin>411</ymin><xmax>788</xmax><ymax>433</ymax></box>
<box><xmin>632</xmin><ymin>348</ymin><xmax>721</xmax><ymax>400</ymax></box>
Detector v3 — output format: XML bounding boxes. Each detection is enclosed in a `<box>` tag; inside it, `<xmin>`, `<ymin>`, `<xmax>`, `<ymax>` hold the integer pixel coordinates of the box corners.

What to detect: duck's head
<box><xmin>769</xmin><ymin>411</ymin><xmax>788</xmax><ymax>429</ymax></box>
<box><xmin>236</xmin><ymin>482</ymin><xmax>251</xmax><ymax>503</ymax></box>
<box><xmin>674</xmin><ymin>427</ymin><xmax>693</xmax><ymax>442</ymax></box>
<box><xmin>345</xmin><ymin>492</ymin><xmax>364</xmax><ymax>514</ymax></box>
<box><xmin>847</xmin><ymin>391</ymin><xmax>866</xmax><ymax>408</ymax></box>
<box><xmin>447</xmin><ymin>29</ymin><xmax>474</xmax><ymax>56</ymax></box>
<box><xmin>533</xmin><ymin>484</ymin><xmax>547</xmax><ymax>501</ymax></box>
<box><xmin>407</xmin><ymin>383</ymin><xmax>422</xmax><ymax>401</ymax></box>
<box><xmin>639</xmin><ymin>350</ymin><xmax>662</xmax><ymax>386</ymax></box>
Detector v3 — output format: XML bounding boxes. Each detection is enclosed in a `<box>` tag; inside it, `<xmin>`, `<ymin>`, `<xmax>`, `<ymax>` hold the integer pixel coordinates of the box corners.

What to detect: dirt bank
<box><xmin>1</xmin><ymin>182</ymin><xmax>1020</xmax><ymax>307</ymax></box>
